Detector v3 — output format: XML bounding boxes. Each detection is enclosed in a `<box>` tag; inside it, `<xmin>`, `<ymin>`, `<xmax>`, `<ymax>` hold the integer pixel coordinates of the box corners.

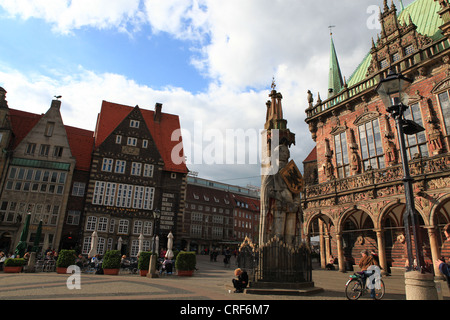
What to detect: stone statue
<box><xmin>429</xmin><ymin>122</ymin><xmax>443</xmax><ymax>155</ymax></box>
<box><xmin>260</xmin><ymin>86</ymin><xmax>302</xmax><ymax>247</ymax></box>
<box><xmin>260</xmin><ymin>141</ymin><xmax>301</xmax><ymax>246</ymax></box>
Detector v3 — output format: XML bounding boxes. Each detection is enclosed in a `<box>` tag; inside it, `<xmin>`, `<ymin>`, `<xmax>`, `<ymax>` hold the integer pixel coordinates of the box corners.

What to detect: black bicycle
<box><xmin>345</xmin><ymin>271</ymin><xmax>385</xmax><ymax>300</ymax></box>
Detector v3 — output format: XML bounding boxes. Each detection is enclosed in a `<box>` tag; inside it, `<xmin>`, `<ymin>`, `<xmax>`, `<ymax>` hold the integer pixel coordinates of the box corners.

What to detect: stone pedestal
<box><xmin>26</xmin><ymin>252</ymin><xmax>36</xmax><ymax>273</ymax></box>
<box><xmin>146</xmin><ymin>255</ymin><xmax>159</xmax><ymax>278</ymax></box>
<box><xmin>245</xmin><ymin>281</ymin><xmax>323</xmax><ymax>296</ymax></box>
<box><xmin>404</xmin><ymin>271</ymin><xmax>438</xmax><ymax>300</ymax></box>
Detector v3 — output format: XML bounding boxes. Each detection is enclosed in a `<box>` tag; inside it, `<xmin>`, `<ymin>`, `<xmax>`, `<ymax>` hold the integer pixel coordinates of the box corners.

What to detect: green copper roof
<box><xmin>346</xmin><ymin>0</ymin><xmax>444</xmax><ymax>88</ymax></box>
<box><xmin>328</xmin><ymin>35</ymin><xmax>344</xmax><ymax>98</ymax></box>
<box><xmin>399</xmin><ymin>0</ymin><xmax>443</xmax><ymax>40</ymax></box>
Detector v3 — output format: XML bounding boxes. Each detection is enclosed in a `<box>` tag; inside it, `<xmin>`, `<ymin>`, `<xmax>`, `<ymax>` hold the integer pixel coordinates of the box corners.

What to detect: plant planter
<box><xmin>139</xmin><ymin>270</ymin><xmax>148</xmax><ymax>277</ymax></box>
<box><xmin>177</xmin><ymin>270</ymin><xmax>194</xmax><ymax>277</ymax></box>
<box><xmin>4</xmin><ymin>266</ymin><xmax>22</xmax><ymax>273</ymax></box>
<box><xmin>103</xmin><ymin>268</ymin><xmax>119</xmax><ymax>275</ymax></box>
<box><xmin>56</xmin><ymin>267</ymin><xmax>68</xmax><ymax>274</ymax></box>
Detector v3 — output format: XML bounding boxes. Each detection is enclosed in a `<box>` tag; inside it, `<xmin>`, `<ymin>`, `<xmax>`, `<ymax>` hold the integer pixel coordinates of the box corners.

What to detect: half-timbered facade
<box><xmin>81</xmin><ymin>101</ymin><xmax>187</xmax><ymax>257</ymax></box>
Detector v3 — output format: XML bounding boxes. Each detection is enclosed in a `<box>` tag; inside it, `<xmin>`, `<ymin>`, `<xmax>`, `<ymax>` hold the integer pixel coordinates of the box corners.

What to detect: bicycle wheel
<box><xmin>373</xmin><ymin>279</ymin><xmax>385</xmax><ymax>300</ymax></box>
<box><xmin>345</xmin><ymin>279</ymin><xmax>363</xmax><ymax>300</ymax></box>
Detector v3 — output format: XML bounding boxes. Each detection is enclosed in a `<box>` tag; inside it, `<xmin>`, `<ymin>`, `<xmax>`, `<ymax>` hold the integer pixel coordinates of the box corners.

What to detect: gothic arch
<box><xmin>336</xmin><ymin>206</ymin><xmax>375</xmax><ymax>234</ymax></box>
<box><xmin>429</xmin><ymin>193</ymin><xmax>450</xmax><ymax>227</ymax></box>
<box><xmin>304</xmin><ymin>210</ymin><xmax>335</xmax><ymax>237</ymax></box>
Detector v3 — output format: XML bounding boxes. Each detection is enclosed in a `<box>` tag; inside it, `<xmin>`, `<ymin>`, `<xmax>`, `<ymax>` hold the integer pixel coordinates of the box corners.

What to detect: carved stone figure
<box><xmin>260</xmin><ymin>86</ymin><xmax>302</xmax><ymax>247</ymax></box>
<box><xmin>260</xmin><ymin>141</ymin><xmax>302</xmax><ymax>246</ymax></box>
<box><xmin>429</xmin><ymin>122</ymin><xmax>443</xmax><ymax>155</ymax></box>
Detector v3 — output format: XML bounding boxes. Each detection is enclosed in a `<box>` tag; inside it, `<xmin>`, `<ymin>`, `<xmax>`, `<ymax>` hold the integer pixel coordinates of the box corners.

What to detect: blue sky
<box><xmin>0</xmin><ymin>12</ymin><xmax>208</xmax><ymax>93</ymax></box>
<box><xmin>0</xmin><ymin>0</ymin><xmax>414</xmax><ymax>187</ymax></box>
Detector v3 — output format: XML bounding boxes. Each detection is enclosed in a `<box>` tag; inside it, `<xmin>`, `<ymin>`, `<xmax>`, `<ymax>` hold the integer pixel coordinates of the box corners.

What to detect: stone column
<box><xmin>375</xmin><ymin>229</ymin><xmax>388</xmax><ymax>275</ymax></box>
<box><xmin>426</xmin><ymin>226</ymin><xmax>441</xmax><ymax>276</ymax></box>
<box><xmin>319</xmin><ymin>220</ymin><xmax>326</xmax><ymax>269</ymax></box>
<box><xmin>426</xmin><ymin>226</ymin><xmax>445</xmax><ymax>300</ymax></box>
<box><xmin>325</xmin><ymin>235</ymin><xmax>331</xmax><ymax>263</ymax></box>
<box><xmin>336</xmin><ymin>233</ymin><xmax>345</xmax><ymax>273</ymax></box>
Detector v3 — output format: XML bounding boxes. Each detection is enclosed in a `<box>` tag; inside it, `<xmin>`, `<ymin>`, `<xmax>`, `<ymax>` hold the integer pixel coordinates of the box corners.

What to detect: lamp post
<box><xmin>152</xmin><ymin>209</ymin><xmax>161</xmax><ymax>254</ymax></box>
<box><xmin>376</xmin><ymin>70</ymin><xmax>426</xmax><ymax>272</ymax></box>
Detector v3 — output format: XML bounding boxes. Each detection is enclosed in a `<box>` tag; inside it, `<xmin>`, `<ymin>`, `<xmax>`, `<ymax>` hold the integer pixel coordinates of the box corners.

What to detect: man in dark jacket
<box><xmin>232</xmin><ymin>268</ymin><xmax>249</xmax><ymax>293</ymax></box>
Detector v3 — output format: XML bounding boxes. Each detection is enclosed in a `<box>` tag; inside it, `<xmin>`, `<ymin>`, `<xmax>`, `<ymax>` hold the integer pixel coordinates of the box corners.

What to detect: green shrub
<box><xmin>175</xmin><ymin>251</ymin><xmax>196</xmax><ymax>271</ymax></box>
<box><xmin>56</xmin><ymin>249</ymin><xmax>76</xmax><ymax>268</ymax></box>
<box><xmin>138</xmin><ymin>251</ymin><xmax>153</xmax><ymax>270</ymax></box>
<box><xmin>102</xmin><ymin>250</ymin><xmax>121</xmax><ymax>269</ymax></box>
<box><xmin>4</xmin><ymin>258</ymin><xmax>26</xmax><ymax>267</ymax></box>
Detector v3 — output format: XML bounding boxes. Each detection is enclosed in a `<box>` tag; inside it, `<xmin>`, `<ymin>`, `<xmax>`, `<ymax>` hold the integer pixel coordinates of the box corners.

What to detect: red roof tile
<box><xmin>303</xmin><ymin>146</ymin><xmax>317</xmax><ymax>163</ymax></box>
<box><xmin>9</xmin><ymin>109</ymin><xmax>42</xmax><ymax>149</ymax></box>
<box><xmin>95</xmin><ymin>101</ymin><xmax>188</xmax><ymax>173</ymax></box>
<box><xmin>65</xmin><ymin>125</ymin><xmax>95</xmax><ymax>171</ymax></box>
<box><xmin>231</xmin><ymin>193</ymin><xmax>260</xmax><ymax>212</ymax></box>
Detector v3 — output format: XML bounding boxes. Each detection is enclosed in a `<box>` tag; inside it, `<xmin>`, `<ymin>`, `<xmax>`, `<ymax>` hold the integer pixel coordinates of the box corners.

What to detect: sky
<box><xmin>0</xmin><ymin>0</ymin><xmax>415</xmax><ymax>188</ymax></box>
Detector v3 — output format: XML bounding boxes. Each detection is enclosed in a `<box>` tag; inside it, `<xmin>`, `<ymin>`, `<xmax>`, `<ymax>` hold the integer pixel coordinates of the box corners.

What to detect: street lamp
<box><xmin>376</xmin><ymin>70</ymin><xmax>426</xmax><ymax>273</ymax></box>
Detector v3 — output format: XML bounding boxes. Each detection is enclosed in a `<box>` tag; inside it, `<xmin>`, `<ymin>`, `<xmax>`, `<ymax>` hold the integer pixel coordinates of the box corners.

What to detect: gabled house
<box><xmin>81</xmin><ymin>101</ymin><xmax>187</xmax><ymax>257</ymax></box>
<box><xmin>0</xmin><ymin>98</ymin><xmax>77</xmax><ymax>254</ymax></box>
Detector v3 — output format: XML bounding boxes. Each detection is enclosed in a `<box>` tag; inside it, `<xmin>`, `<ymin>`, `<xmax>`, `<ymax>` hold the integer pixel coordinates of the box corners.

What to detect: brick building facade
<box><xmin>181</xmin><ymin>177</ymin><xmax>260</xmax><ymax>253</ymax></box>
<box><xmin>303</xmin><ymin>0</ymin><xmax>450</xmax><ymax>274</ymax></box>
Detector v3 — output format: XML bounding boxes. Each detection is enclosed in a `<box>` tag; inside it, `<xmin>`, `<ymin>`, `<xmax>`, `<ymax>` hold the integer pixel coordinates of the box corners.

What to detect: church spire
<box><xmin>328</xmin><ymin>28</ymin><xmax>344</xmax><ymax>98</ymax></box>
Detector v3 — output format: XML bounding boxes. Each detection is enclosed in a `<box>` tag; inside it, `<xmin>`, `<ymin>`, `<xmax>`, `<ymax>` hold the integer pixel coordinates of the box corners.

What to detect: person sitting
<box><xmin>326</xmin><ymin>255</ymin><xmax>336</xmax><ymax>270</ymax></box>
<box><xmin>232</xmin><ymin>268</ymin><xmax>249</xmax><ymax>293</ymax></box>
<box><xmin>160</xmin><ymin>257</ymin><xmax>173</xmax><ymax>275</ymax></box>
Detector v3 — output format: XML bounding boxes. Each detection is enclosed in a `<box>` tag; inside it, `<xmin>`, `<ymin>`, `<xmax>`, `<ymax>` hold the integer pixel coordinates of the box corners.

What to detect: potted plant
<box><xmin>138</xmin><ymin>251</ymin><xmax>152</xmax><ymax>276</ymax></box>
<box><xmin>102</xmin><ymin>250</ymin><xmax>121</xmax><ymax>275</ymax></box>
<box><xmin>56</xmin><ymin>249</ymin><xmax>76</xmax><ymax>274</ymax></box>
<box><xmin>4</xmin><ymin>258</ymin><xmax>26</xmax><ymax>273</ymax></box>
<box><xmin>175</xmin><ymin>251</ymin><xmax>196</xmax><ymax>276</ymax></box>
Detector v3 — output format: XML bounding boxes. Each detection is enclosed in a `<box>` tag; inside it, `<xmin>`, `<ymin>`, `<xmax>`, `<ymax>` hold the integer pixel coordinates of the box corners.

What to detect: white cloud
<box><xmin>0</xmin><ymin>0</ymin><xmax>416</xmax><ymax>185</ymax></box>
<box><xmin>0</xmin><ymin>0</ymin><xmax>144</xmax><ymax>34</ymax></box>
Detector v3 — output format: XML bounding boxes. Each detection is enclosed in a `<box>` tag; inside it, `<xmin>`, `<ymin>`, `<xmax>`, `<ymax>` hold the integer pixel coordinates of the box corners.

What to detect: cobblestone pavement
<box><xmin>0</xmin><ymin>255</ymin><xmax>448</xmax><ymax>301</ymax></box>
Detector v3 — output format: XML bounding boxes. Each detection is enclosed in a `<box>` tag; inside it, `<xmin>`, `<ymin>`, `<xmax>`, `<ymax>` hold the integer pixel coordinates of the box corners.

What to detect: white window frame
<box><xmin>98</xmin><ymin>217</ymin><xmax>108</xmax><ymax>232</ymax></box>
<box><xmin>131</xmin><ymin>162</ymin><xmax>142</xmax><ymax>176</ymax></box>
<box><xmin>115</xmin><ymin>160</ymin><xmax>126</xmax><ymax>174</ymax></box>
<box><xmin>118</xmin><ymin>219</ymin><xmax>129</xmax><ymax>234</ymax></box>
<box><xmin>86</xmin><ymin>216</ymin><xmax>97</xmax><ymax>231</ymax></box>
<box><xmin>127</xmin><ymin>137</ymin><xmax>137</xmax><ymax>146</ymax></box>
<box><xmin>102</xmin><ymin>158</ymin><xmax>113</xmax><ymax>172</ymax></box>
<box><xmin>143</xmin><ymin>164</ymin><xmax>154</xmax><ymax>177</ymax></box>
